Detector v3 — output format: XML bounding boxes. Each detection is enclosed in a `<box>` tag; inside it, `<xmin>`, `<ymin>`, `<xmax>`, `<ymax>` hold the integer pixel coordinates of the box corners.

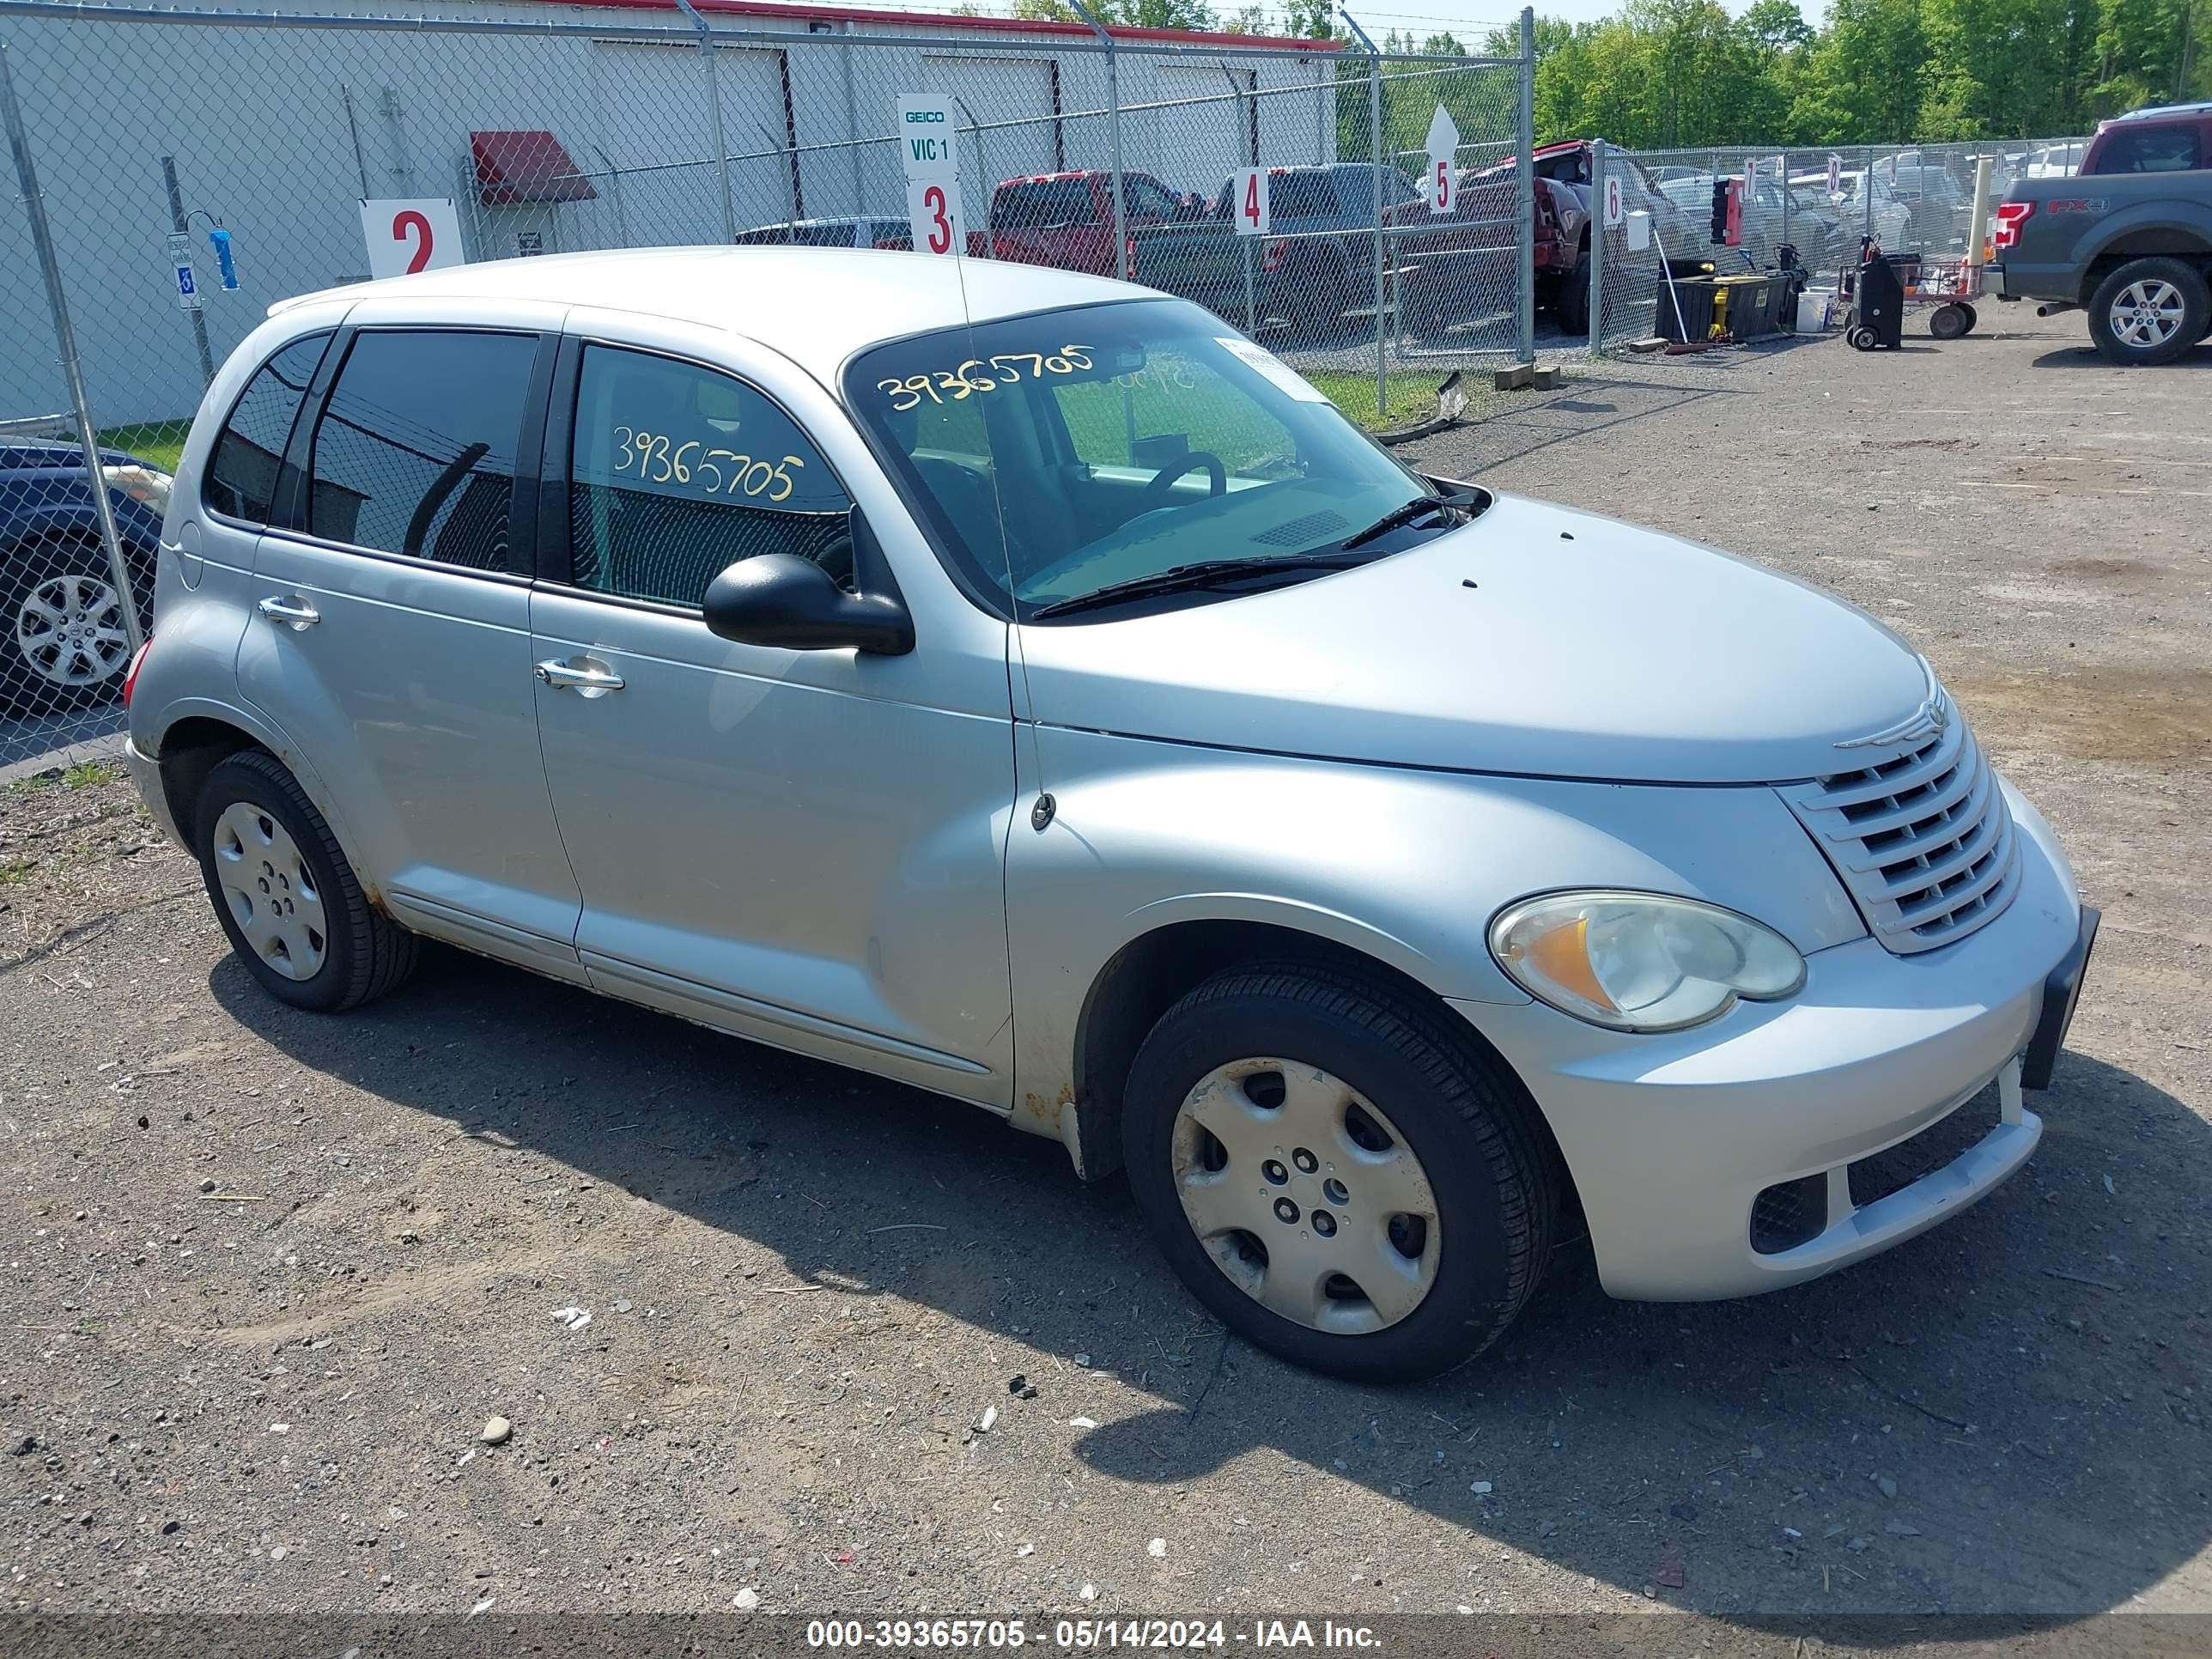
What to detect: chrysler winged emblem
<box><xmin>1837</xmin><ymin>694</ymin><xmax>1950</xmax><ymax>750</ymax></box>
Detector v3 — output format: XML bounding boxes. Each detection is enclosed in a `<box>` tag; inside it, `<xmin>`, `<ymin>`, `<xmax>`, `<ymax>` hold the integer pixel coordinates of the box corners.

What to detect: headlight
<box><xmin>105</xmin><ymin>465</ymin><xmax>173</xmax><ymax>518</ymax></box>
<box><xmin>1488</xmin><ymin>890</ymin><xmax>1806</xmax><ymax>1034</ymax></box>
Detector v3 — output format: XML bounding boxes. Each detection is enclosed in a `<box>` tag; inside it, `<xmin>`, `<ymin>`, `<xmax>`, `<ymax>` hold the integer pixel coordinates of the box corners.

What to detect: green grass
<box><xmin>100</xmin><ymin>420</ymin><xmax>189</xmax><ymax>472</ymax></box>
<box><xmin>0</xmin><ymin>858</ymin><xmax>33</xmax><ymax>886</ymax></box>
<box><xmin>64</xmin><ymin>759</ymin><xmax>119</xmax><ymax>789</ymax></box>
<box><xmin>1302</xmin><ymin>370</ymin><xmax>1451</xmax><ymax>432</ymax></box>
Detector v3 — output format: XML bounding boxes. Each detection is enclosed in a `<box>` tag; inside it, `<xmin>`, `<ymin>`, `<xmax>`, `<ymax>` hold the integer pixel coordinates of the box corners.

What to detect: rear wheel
<box><xmin>1554</xmin><ymin>248</ymin><xmax>1591</xmax><ymax>336</ymax></box>
<box><xmin>1929</xmin><ymin>302</ymin><xmax>1970</xmax><ymax>341</ymax></box>
<box><xmin>2087</xmin><ymin>257</ymin><xmax>2209</xmax><ymax>366</ymax></box>
<box><xmin>192</xmin><ymin>749</ymin><xmax>418</xmax><ymax>1012</ymax></box>
<box><xmin>1121</xmin><ymin>963</ymin><xmax>1554</xmax><ymax>1382</ymax></box>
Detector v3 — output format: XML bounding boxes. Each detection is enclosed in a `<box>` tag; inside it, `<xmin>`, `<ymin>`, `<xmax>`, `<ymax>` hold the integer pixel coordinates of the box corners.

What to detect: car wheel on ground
<box><xmin>192</xmin><ymin>749</ymin><xmax>418</xmax><ymax>1012</ymax></box>
<box><xmin>1121</xmin><ymin>963</ymin><xmax>1556</xmax><ymax>1382</ymax></box>
<box><xmin>1553</xmin><ymin>248</ymin><xmax>1591</xmax><ymax>336</ymax></box>
<box><xmin>3</xmin><ymin>535</ymin><xmax>136</xmax><ymax>714</ymax></box>
<box><xmin>1929</xmin><ymin>302</ymin><xmax>1971</xmax><ymax>342</ymax></box>
<box><xmin>2086</xmin><ymin>257</ymin><xmax>2210</xmax><ymax>366</ymax></box>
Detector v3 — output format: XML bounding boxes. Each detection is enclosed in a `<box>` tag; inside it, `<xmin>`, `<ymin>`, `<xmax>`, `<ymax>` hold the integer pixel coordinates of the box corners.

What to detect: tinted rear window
<box><xmin>203</xmin><ymin>333</ymin><xmax>330</xmax><ymax>524</ymax></box>
<box><xmin>306</xmin><ymin>329</ymin><xmax>538</xmax><ymax>569</ymax></box>
<box><xmin>2092</xmin><ymin>125</ymin><xmax>2202</xmax><ymax>174</ymax></box>
<box><xmin>1273</xmin><ymin>172</ymin><xmax>1340</xmax><ymax>217</ymax></box>
<box><xmin>992</xmin><ymin>179</ymin><xmax>1096</xmax><ymax>229</ymax></box>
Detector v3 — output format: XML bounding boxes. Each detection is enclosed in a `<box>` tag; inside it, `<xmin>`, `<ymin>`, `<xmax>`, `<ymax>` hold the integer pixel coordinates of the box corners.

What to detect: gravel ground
<box><xmin>1</xmin><ymin>308</ymin><xmax>2206</xmax><ymax>1643</ymax></box>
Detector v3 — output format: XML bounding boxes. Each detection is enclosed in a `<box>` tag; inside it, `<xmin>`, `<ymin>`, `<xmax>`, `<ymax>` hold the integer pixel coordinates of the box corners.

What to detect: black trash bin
<box><xmin>1849</xmin><ymin>252</ymin><xmax>1908</xmax><ymax>350</ymax></box>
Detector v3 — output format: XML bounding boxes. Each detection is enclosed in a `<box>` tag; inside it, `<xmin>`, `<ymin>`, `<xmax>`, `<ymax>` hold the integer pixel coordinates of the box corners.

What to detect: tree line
<box><xmin>990</xmin><ymin>0</ymin><xmax>2206</xmax><ymax>147</ymax></box>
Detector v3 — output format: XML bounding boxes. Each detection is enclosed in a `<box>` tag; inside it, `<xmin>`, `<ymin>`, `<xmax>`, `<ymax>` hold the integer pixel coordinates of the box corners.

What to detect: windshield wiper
<box><xmin>1029</xmin><ymin>551</ymin><xmax>1374</xmax><ymax>620</ymax></box>
<box><xmin>1338</xmin><ymin>488</ymin><xmax>1481</xmax><ymax>553</ymax></box>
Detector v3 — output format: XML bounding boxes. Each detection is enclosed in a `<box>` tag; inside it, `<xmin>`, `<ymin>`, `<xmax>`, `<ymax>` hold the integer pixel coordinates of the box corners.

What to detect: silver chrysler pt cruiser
<box><xmin>123</xmin><ymin>249</ymin><xmax>2096</xmax><ymax>1381</ymax></box>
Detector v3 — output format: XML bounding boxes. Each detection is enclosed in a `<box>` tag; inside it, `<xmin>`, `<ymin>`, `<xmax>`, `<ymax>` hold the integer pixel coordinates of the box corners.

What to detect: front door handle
<box><xmin>256</xmin><ymin>594</ymin><xmax>319</xmax><ymax>630</ymax></box>
<box><xmin>534</xmin><ymin>657</ymin><xmax>625</xmax><ymax>698</ymax></box>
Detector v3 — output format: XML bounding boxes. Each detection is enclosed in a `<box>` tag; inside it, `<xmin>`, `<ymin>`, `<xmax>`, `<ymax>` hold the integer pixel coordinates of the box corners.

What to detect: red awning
<box><xmin>471</xmin><ymin>131</ymin><xmax>597</xmax><ymax>205</ymax></box>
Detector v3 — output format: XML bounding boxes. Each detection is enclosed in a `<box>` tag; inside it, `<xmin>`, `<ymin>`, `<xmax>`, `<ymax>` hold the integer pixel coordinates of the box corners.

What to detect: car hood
<box><xmin>1015</xmin><ymin>492</ymin><xmax>1931</xmax><ymax>786</ymax></box>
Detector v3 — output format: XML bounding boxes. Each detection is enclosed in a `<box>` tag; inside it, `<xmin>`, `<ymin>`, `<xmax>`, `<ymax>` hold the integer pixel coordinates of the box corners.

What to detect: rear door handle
<box><xmin>534</xmin><ymin>657</ymin><xmax>625</xmax><ymax>697</ymax></box>
<box><xmin>256</xmin><ymin>594</ymin><xmax>319</xmax><ymax>629</ymax></box>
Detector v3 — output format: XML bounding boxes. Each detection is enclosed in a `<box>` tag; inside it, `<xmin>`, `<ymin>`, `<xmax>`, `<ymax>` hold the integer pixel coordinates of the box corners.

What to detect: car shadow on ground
<box><xmin>2030</xmin><ymin>342</ymin><xmax>2212</xmax><ymax>369</ymax></box>
<box><xmin>212</xmin><ymin>945</ymin><xmax>2209</xmax><ymax>1635</ymax></box>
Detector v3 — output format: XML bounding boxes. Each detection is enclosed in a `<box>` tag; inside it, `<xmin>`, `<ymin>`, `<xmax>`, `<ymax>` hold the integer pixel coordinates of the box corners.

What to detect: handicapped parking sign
<box><xmin>166</xmin><ymin>231</ymin><xmax>201</xmax><ymax>312</ymax></box>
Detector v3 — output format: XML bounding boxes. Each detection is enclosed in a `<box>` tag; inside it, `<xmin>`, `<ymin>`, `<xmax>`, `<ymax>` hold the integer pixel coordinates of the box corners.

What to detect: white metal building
<box><xmin>0</xmin><ymin>0</ymin><xmax>1344</xmax><ymax>423</ymax></box>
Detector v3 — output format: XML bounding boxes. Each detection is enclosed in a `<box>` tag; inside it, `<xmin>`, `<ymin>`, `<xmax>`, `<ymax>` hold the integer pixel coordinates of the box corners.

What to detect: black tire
<box><xmin>1</xmin><ymin>533</ymin><xmax>144</xmax><ymax>715</ymax></box>
<box><xmin>2086</xmin><ymin>256</ymin><xmax>2209</xmax><ymax>367</ymax></box>
<box><xmin>1848</xmin><ymin>325</ymin><xmax>1879</xmax><ymax>351</ymax></box>
<box><xmin>192</xmin><ymin>749</ymin><xmax>417</xmax><ymax>1012</ymax></box>
<box><xmin>1958</xmin><ymin>301</ymin><xmax>1978</xmax><ymax>336</ymax></box>
<box><xmin>1121</xmin><ymin>963</ymin><xmax>1556</xmax><ymax>1382</ymax></box>
<box><xmin>1929</xmin><ymin>302</ymin><xmax>1969</xmax><ymax>341</ymax></box>
<box><xmin>1554</xmin><ymin>248</ymin><xmax>1591</xmax><ymax>336</ymax></box>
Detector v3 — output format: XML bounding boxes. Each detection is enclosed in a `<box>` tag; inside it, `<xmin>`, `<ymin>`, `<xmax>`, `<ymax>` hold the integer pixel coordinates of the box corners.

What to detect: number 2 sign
<box><xmin>1231</xmin><ymin>167</ymin><xmax>1270</xmax><ymax>236</ymax></box>
<box><xmin>904</xmin><ymin>179</ymin><xmax>968</xmax><ymax>257</ymax></box>
<box><xmin>359</xmin><ymin>198</ymin><xmax>466</xmax><ymax>280</ymax></box>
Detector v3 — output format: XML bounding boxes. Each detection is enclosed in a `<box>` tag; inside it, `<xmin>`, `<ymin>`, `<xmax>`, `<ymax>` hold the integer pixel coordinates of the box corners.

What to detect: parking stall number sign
<box><xmin>1827</xmin><ymin>155</ymin><xmax>1843</xmax><ymax>193</ymax></box>
<box><xmin>1232</xmin><ymin>167</ymin><xmax>1270</xmax><ymax>235</ymax></box>
<box><xmin>897</xmin><ymin>95</ymin><xmax>963</xmax><ymax>256</ymax></box>
<box><xmin>1424</xmin><ymin>106</ymin><xmax>1459</xmax><ymax>216</ymax></box>
<box><xmin>360</xmin><ymin>198</ymin><xmax>466</xmax><ymax>279</ymax></box>
<box><xmin>1602</xmin><ymin>173</ymin><xmax>1625</xmax><ymax>228</ymax></box>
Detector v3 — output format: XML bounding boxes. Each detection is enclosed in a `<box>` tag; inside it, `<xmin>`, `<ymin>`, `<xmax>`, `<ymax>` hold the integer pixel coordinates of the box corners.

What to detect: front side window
<box><xmin>204</xmin><ymin>332</ymin><xmax>331</xmax><ymax>524</ymax></box>
<box><xmin>306</xmin><ymin>329</ymin><xmax>537</xmax><ymax>568</ymax></box>
<box><xmin>992</xmin><ymin>179</ymin><xmax>1095</xmax><ymax>230</ymax></box>
<box><xmin>848</xmin><ymin>299</ymin><xmax>1453</xmax><ymax>621</ymax></box>
<box><xmin>568</xmin><ymin>346</ymin><xmax>851</xmax><ymax>609</ymax></box>
<box><xmin>1125</xmin><ymin>176</ymin><xmax>1182</xmax><ymax>219</ymax></box>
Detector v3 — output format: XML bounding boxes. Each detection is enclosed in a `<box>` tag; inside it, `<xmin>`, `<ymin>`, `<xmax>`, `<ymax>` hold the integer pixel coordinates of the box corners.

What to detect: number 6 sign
<box><xmin>360</xmin><ymin>198</ymin><xmax>466</xmax><ymax>280</ymax></box>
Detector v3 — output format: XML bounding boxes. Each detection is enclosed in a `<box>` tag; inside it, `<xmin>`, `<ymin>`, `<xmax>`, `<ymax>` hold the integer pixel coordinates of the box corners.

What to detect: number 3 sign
<box><xmin>360</xmin><ymin>198</ymin><xmax>467</xmax><ymax>280</ymax></box>
<box><xmin>905</xmin><ymin>179</ymin><xmax>968</xmax><ymax>258</ymax></box>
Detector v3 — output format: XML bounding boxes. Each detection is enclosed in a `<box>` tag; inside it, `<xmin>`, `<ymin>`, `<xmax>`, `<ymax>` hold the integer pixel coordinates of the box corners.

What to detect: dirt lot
<box><xmin>2</xmin><ymin>310</ymin><xmax>2206</xmax><ymax>1642</ymax></box>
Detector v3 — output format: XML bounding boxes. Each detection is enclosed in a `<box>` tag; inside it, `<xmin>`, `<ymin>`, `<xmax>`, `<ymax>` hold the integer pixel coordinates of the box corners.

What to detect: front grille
<box><xmin>1751</xmin><ymin>1173</ymin><xmax>1828</xmax><ymax>1255</ymax></box>
<box><xmin>1780</xmin><ymin>696</ymin><xmax>2021</xmax><ymax>954</ymax></box>
<box><xmin>1850</xmin><ymin>1084</ymin><xmax>1998</xmax><ymax>1208</ymax></box>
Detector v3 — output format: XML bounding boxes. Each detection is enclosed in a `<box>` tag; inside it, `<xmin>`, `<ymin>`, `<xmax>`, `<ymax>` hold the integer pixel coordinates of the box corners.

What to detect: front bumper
<box><xmin>1459</xmin><ymin>782</ymin><xmax>2087</xmax><ymax>1302</ymax></box>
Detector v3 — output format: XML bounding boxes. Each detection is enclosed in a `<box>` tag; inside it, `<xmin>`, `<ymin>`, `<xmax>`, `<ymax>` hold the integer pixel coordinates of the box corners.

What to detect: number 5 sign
<box><xmin>905</xmin><ymin>179</ymin><xmax>968</xmax><ymax>257</ymax></box>
<box><xmin>360</xmin><ymin>198</ymin><xmax>466</xmax><ymax>280</ymax></box>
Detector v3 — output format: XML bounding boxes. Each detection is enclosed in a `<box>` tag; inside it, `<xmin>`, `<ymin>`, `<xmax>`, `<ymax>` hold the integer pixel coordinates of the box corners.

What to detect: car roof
<box><xmin>272</xmin><ymin>246</ymin><xmax>1139</xmax><ymax>380</ymax></box>
<box><xmin>2111</xmin><ymin>100</ymin><xmax>2212</xmax><ymax>124</ymax></box>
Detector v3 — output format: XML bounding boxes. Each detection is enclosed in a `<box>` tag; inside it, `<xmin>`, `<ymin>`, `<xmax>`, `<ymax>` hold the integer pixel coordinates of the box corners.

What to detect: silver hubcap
<box><xmin>15</xmin><ymin>571</ymin><xmax>128</xmax><ymax>687</ymax></box>
<box><xmin>1171</xmin><ymin>1058</ymin><xmax>1441</xmax><ymax>1335</ymax></box>
<box><xmin>2112</xmin><ymin>279</ymin><xmax>2184</xmax><ymax>347</ymax></box>
<box><xmin>211</xmin><ymin>802</ymin><xmax>327</xmax><ymax>981</ymax></box>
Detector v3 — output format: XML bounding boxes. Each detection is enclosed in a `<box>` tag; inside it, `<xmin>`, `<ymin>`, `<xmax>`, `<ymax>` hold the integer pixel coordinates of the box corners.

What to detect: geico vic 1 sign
<box><xmin>896</xmin><ymin>96</ymin><xmax>958</xmax><ymax>183</ymax></box>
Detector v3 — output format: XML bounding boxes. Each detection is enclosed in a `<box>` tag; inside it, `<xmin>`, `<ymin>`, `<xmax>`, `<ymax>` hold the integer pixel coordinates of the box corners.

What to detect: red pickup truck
<box><xmin>1396</xmin><ymin>167</ymin><xmax>1590</xmax><ymax>337</ymax></box>
<box><xmin>987</xmin><ymin>169</ymin><xmax>1197</xmax><ymax>276</ymax></box>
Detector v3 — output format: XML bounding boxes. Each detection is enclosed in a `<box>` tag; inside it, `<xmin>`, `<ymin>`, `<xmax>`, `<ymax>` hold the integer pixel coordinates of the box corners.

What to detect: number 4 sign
<box><xmin>360</xmin><ymin>198</ymin><xmax>465</xmax><ymax>280</ymax></box>
<box><xmin>1232</xmin><ymin>167</ymin><xmax>1270</xmax><ymax>235</ymax></box>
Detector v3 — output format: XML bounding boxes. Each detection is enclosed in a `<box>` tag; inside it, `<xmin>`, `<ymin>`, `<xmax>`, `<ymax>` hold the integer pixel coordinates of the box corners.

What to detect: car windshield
<box><xmin>846</xmin><ymin>299</ymin><xmax>1449</xmax><ymax>620</ymax></box>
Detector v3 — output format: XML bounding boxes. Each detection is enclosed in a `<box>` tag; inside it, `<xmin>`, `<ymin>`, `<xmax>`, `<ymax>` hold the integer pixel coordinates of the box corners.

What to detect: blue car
<box><xmin>2</xmin><ymin>438</ymin><xmax>167</xmax><ymax>712</ymax></box>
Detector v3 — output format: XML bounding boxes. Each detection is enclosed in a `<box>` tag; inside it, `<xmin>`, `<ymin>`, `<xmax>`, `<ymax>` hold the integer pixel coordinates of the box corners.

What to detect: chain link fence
<box><xmin>0</xmin><ymin>0</ymin><xmax>1539</xmax><ymax>768</ymax></box>
<box><xmin>1584</xmin><ymin>135</ymin><xmax>2091</xmax><ymax>354</ymax></box>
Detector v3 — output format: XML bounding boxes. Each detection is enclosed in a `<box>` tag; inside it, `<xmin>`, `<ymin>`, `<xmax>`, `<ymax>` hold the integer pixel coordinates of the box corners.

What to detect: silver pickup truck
<box><xmin>1990</xmin><ymin>100</ymin><xmax>2212</xmax><ymax>364</ymax></box>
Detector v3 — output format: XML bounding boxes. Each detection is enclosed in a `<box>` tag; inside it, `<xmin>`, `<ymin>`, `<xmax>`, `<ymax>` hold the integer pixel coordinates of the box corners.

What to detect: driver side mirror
<box><xmin>702</xmin><ymin>508</ymin><xmax>914</xmax><ymax>656</ymax></box>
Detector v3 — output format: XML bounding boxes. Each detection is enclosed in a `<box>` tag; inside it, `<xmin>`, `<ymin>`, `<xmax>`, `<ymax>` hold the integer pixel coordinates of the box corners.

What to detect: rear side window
<box><xmin>2092</xmin><ymin>126</ymin><xmax>2202</xmax><ymax>174</ymax></box>
<box><xmin>203</xmin><ymin>333</ymin><xmax>330</xmax><ymax>524</ymax></box>
<box><xmin>567</xmin><ymin>346</ymin><xmax>851</xmax><ymax>609</ymax></box>
<box><xmin>306</xmin><ymin>330</ymin><xmax>538</xmax><ymax>569</ymax></box>
<box><xmin>993</xmin><ymin>179</ymin><xmax>1095</xmax><ymax>229</ymax></box>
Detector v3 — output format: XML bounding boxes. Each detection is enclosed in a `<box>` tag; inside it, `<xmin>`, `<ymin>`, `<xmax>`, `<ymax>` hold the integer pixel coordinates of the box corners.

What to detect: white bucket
<box><xmin>1797</xmin><ymin>288</ymin><xmax>1835</xmax><ymax>332</ymax></box>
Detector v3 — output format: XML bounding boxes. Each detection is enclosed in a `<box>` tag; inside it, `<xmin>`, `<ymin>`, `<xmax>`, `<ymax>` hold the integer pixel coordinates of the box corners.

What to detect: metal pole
<box><xmin>1967</xmin><ymin>152</ymin><xmax>1993</xmax><ymax>269</ymax></box>
<box><xmin>592</xmin><ymin>143</ymin><xmax>632</xmax><ymax>247</ymax></box>
<box><xmin>842</xmin><ymin>21</ymin><xmax>866</xmax><ymax>217</ymax></box>
<box><xmin>2</xmin><ymin>41</ymin><xmax>143</xmax><ymax>655</ymax></box>
<box><xmin>1588</xmin><ymin>138</ymin><xmax>1606</xmax><ymax>356</ymax></box>
<box><xmin>1226</xmin><ymin>64</ymin><xmax>1255</xmax><ymax>333</ymax></box>
<box><xmin>1339</xmin><ymin>9</ymin><xmax>1386</xmax><ymax>423</ymax></box>
<box><xmin>1068</xmin><ymin>1</ymin><xmax>1127</xmax><ymax>281</ymax></box>
<box><xmin>675</xmin><ymin>0</ymin><xmax>737</xmax><ymax>243</ymax></box>
<box><xmin>955</xmin><ymin>97</ymin><xmax>992</xmax><ymax>256</ymax></box>
<box><xmin>340</xmin><ymin>82</ymin><xmax>370</xmax><ymax>198</ymax></box>
<box><xmin>161</xmin><ymin>155</ymin><xmax>216</xmax><ymax>388</ymax></box>
<box><xmin>1863</xmin><ymin>145</ymin><xmax>1875</xmax><ymax>245</ymax></box>
<box><xmin>1516</xmin><ymin>6</ymin><xmax>1536</xmax><ymax>364</ymax></box>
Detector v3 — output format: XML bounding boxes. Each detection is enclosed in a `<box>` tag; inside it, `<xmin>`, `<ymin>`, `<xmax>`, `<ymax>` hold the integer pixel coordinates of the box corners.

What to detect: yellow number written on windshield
<box><xmin>877</xmin><ymin>345</ymin><xmax>1094</xmax><ymax>412</ymax></box>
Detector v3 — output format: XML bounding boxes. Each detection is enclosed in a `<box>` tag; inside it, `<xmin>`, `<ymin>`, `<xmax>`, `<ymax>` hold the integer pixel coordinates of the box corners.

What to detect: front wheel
<box><xmin>1554</xmin><ymin>249</ymin><xmax>1591</xmax><ymax>336</ymax></box>
<box><xmin>192</xmin><ymin>749</ymin><xmax>418</xmax><ymax>1012</ymax></box>
<box><xmin>1121</xmin><ymin>964</ymin><xmax>1555</xmax><ymax>1382</ymax></box>
<box><xmin>1929</xmin><ymin>302</ymin><xmax>1970</xmax><ymax>341</ymax></box>
<box><xmin>3</xmin><ymin>536</ymin><xmax>140</xmax><ymax>714</ymax></box>
<box><xmin>2087</xmin><ymin>257</ymin><xmax>2209</xmax><ymax>366</ymax></box>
